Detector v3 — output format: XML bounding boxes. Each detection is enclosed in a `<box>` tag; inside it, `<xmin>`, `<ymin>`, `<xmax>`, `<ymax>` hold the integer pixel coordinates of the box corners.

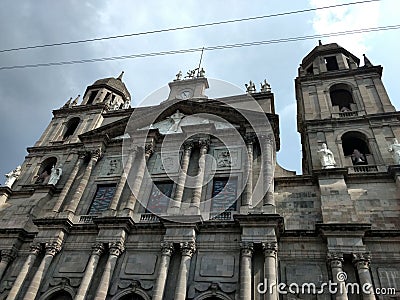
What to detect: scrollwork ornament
<box><xmin>262</xmin><ymin>242</ymin><xmax>278</xmax><ymax>257</ymax></box>
<box><xmin>92</xmin><ymin>243</ymin><xmax>105</xmax><ymax>256</ymax></box>
<box><xmin>240</xmin><ymin>242</ymin><xmax>254</xmax><ymax>257</ymax></box>
<box><xmin>1</xmin><ymin>249</ymin><xmax>17</xmax><ymax>262</ymax></box>
<box><xmin>161</xmin><ymin>241</ymin><xmax>174</xmax><ymax>256</ymax></box>
<box><xmin>109</xmin><ymin>241</ymin><xmax>125</xmax><ymax>257</ymax></box>
<box><xmin>352</xmin><ymin>252</ymin><xmax>371</xmax><ymax>270</ymax></box>
<box><xmin>91</xmin><ymin>148</ymin><xmax>102</xmax><ymax>160</ymax></box>
<box><xmin>183</xmin><ymin>140</ymin><xmax>194</xmax><ymax>152</ymax></box>
<box><xmin>45</xmin><ymin>242</ymin><xmax>62</xmax><ymax>256</ymax></box>
<box><xmin>29</xmin><ymin>243</ymin><xmax>42</xmax><ymax>256</ymax></box>
<box><xmin>180</xmin><ymin>241</ymin><xmax>196</xmax><ymax>257</ymax></box>
<box><xmin>327</xmin><ymin>252</ymin><xmax>344</xmax><ymax>268</ymax></box>
<box><xmin>145</xmin><ymin>143</ymin><xmax>154</xmax><ymax>157</ymax></box>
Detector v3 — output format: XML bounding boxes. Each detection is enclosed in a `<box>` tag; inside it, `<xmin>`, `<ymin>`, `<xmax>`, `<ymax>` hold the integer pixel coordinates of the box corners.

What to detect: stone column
<box><xmin>261</xmin><ymin>134</ymin><xmax>275</xmax><ymax>207</ymax></box>
<box><xmin>352</xmin><ymin>253</ymin><xmax>375</xmax><ymax>300</ymax></box>
<box><xmin>174</xmin><ymin>242</ymin><xmax>196</xmax><ymax>300</ymax></box>
<box><xmin>74</xmin><ymin>243</ymin><xmax>105</xmax><ymax>300</ymax></box>
<box><xmin>53</xmin><ymin>151</ymin><xmax>86</xmax><ymax>212</ymax></box>
<box><xmin>109</xmin><ymin>147</ymin><xmax>137</xmax><ymax>210</ymax></box>
<box><xmin>152</xmin><ymin>242</ymin><xmax>174</xmax><ymax>300</ymax></box>
<box><xmin>262</xmin><ymin>242</ymin><xmax>278</xmax><ymax>300</ymax></box>
<box><xmin>244</xmin><ymin>134</ymin><xmax>254</xmax><ymax>207</ymax></box>
<box><xmin>190</xmin><ymin>139</ymin><xmax>209</xmax><ymax>214</ymax></box>
<box><xmin>240</xmin><ymin>242</ymin><xmax>254</xmax><ymax>300</ymax></box>
<box><xmin>124</xmin><ymin>144</ymin><xmax>153</xmax><ymax>211</ymax></box>
<box><xmin>170</xmin><ymin>141</ymin><xmax>193</xmax><ymax>211</ymax></box>
<box><xmin>0</xmin><ymin>249</ymin><xmax>16</xmax><ymax>280</ymax></box>
<box><xmin>94</xmin><ymin>241</ymin><xmax>124</xmax><ymax>300</ymax></box>
<box><xmin>327</xmin><ymin>252</ymin><xmax>348</xmax><ymax>300</ymax></box>
<box><xmin>6</xmin><ymin>244</ymin><xmax>41</xmax><ymax>300</ymax></box>
<box><xmin>66</xmin><ymin>149</ymin><xmax>102</xmax><ymax>214</ymax></box>
<box><xmin>23</xmin><ymin>242</ymin><xmax>61</xmax><ymax>300</ymax></box>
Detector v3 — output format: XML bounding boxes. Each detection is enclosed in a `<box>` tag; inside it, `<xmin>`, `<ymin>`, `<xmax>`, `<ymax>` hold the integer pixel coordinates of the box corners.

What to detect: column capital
<box><xmin>29</xmin><ymin>243</ymin><xmax>42</xmax><ymax>256</ymax></box>
<box><xmin>1</xmin><ymin>249</ymin><xmax>17</xmax><ymax>263</ymax></box>
<box><xmin>260</xmin><ymin>133</ymin><xmax>274</xmax><ymax>144</ymax></box>
<box><xmin>180</xmin><ymin>241</ymin><xmax>196</xmax><ymax>257</ymax></box>
<box><xmin>161</xmin><ymin>241</ymin><xmax>174</xmax><ymax>257</ymax></box>
<box><xmin>45</xmin><ymin>242</ymin><xmax>62</xmax><ymax>256</ymax></box>
<box><xmin>92</xmin><ymin>243</ymin><xmax>105</xmax><ymax>256</ymax></box>
<box><xmin>240</xmin><ymin>242</ymin><xmax>254</xmax><ymax>257</ymax></box>
<box><xmin>78</xmin><ymin>150</ymin><xmax>88</xmax><ymax>159</ymax></box>
<box><xmin>109</xmin><ymin>241</ymin><xmax>125</xmax><ymax>257</ymax></box>
<box><xmin>90</xmin><ymin>148</ymin><xmax>102</xmax><ymax>160</ymax></box>
<box><xmin>352</xmin><ymin>252</ymin><xmax>371</xmax><ymax>270</ymax></box>
<box><xmin>262</xmin><ymin>241</ymin><xmax>278</xmax><ymax>257</ymax></box>
<box><xmin>198</xmin><ymin>138</ymin><xmax>210</xmax><ymax>150</ymax></box>
<box><xmin>244</xmin><ymin>132</ymin><xmax>256</xmax><ymax>144</ymax></box>
<box><xmin>327</xmin><ymin>252</ymin><xmax>344</xmax><ymax>268</ymax></box>
<box><xmin>183</xmin><ymin>140</ymin><xmax>194</xmax><ymax>151</ymax></box>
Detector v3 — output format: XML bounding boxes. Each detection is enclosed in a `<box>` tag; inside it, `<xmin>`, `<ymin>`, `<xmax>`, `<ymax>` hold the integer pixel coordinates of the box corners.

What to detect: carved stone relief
<box><xmin>213</xmin><ymin>147</ymin><xmax>241</xmax><ymax>170</ymax></box>
<box><xmin>99</xmin><ymin>156</ymin><xmax>122</xmax><ymax>177</ymax></box>
<box><xmin>151</xmin><ymin>151</ymin><xmax>181</xmax><ymax>174</ymax></box>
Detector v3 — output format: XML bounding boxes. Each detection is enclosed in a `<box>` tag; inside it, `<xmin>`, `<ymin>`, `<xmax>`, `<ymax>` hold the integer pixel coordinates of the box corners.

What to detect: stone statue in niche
<box><xmin>351</xmin><ymin>149</ymin><xmax>367</xmax><ymax>165</ymax></box>
<box><xmin>35</xmin><ymin>169</ymin><xmax>50</xmax><ymax>184</ymax></box>
<box><xmin>48</xmin><ymin>165</ymin><xmax>63</xmax><ymax>185</ymax></box>
<box><xmin>317</xmin><ymin>143</ymin><xmax>336</xmax><ymax>169</ymax></box>
<box><xmin>217</xmin><ymin>150</ymin><xmax>232</xmax><ymax>168</ymax></box>
<box><xmin>4</xmin><ymin>165</ymin><xmax>21</xmax><ymax>188</ymax></box>
<box><xmin>388</xmin><ymin>138</ymin><xmax>400</xmax><ymax>164</ymax></box>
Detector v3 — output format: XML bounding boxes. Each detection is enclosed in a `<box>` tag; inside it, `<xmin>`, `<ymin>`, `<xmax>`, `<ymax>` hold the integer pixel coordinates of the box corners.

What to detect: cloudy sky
<box><xmin>1</xmin><ymin>0</ymin><xmax>399</xmax><ymax>180</ymax></box>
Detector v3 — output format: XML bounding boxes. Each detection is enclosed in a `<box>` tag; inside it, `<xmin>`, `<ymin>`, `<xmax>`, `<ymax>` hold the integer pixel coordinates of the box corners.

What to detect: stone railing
<box><xmin>79</xmin><ymin>215</ymin><xmax>97</xmax><ymax>223</ymax></box>
<box><xmin>140</xmin><ymin>213</ymin><xmax>160</xmax><ymax>223</ymax></box>
<box><xmin>348</xmin><ymin>165</ymin><xmax>379</xmax><ymax>174</ymax></box>
<box><xmin>332</xmin><ymin>110</ymin><xmax>360</xmax><ymax>118</ymax></box>
<box><xmin>210</xmin><ymin>211</ymin><xmax>233</xmax><ymax>221</ymax></box>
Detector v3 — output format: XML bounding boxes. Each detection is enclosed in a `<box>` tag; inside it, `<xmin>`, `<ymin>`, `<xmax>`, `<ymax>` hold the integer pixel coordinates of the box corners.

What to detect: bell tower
<box><xmin>295</xmin><ymin>42</ymin><xmax>400</xmax><ymax>174</ymax></box>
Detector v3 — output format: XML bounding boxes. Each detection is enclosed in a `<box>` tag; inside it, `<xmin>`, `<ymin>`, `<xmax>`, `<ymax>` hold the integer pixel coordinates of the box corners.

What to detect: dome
<box><xmin>90</xmin><ymin>71</ymin><xmax>131</xmax><ymax>100</ymax></box>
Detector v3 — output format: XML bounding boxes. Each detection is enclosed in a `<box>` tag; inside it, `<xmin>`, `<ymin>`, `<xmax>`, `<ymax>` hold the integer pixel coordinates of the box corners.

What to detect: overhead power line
<box><xmin>0</xmin><ymin>0</ymin><xmax>380</xmax><ymax>54</ymax></box>
<box><xmin>1</xmin><ymin>24</ymin><xmax>398</xmax><ymax>71</ymax></box>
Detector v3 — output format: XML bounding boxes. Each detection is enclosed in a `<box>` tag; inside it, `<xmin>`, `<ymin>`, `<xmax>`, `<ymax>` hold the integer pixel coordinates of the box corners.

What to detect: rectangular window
<box><xmin>325</xmin><ymin>56</ymin><xmax>339</xmax><ymax>71</ymax></box>
<box><xmin>146</xmin><ymin>182</ymin><xmax>173</xmax><ymax>214</ymax></box>
<box><xmin>211</xmin><ymin>177</ymin><xmax>238</xmax><ymax>213</ymax></box>
<box><xmin>88</xmin><ymin>185</ymin><xmax>116</xmax><ymax>215</ymax></box>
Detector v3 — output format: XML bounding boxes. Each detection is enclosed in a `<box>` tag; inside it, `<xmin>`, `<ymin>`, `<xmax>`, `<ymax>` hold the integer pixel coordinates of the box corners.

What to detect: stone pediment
<box><xmin>141</xmin><ymin>110</ymin><xmax>238</xmax><ymax>135</ymax></box>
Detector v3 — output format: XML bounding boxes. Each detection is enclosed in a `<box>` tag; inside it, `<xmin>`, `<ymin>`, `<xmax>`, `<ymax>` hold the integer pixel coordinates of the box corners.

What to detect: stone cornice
<box><xmin>53</xmin><ymin>103</ymin><xmax>105</xmax><ymax>116</ymax></box>
<box><xmin>296</xmin><ymin>65</ymin><xmax>383</xmax><ymax>83</ymax></box>
<box><xmin>33</xmin><ymin>217</ymin><xmax>73</xmax><ymax>232</ymax></box>
<box><xmin>93</xmin><ymin>216</ymin><xmax>135</xmax><ymax>232</ymax></box>
<box><xmin>27</xmin><ymin>142</ymin><xmax>84</xmax><ymax>154</ymax></box>
<box><xmin>234</xmin><ymin>214</ymin><xmax>284</xmax><ymax>234</ymax></box>
<box><xmin>316</xmin><ymin>223</ymin><xmax>371</xmax><ymax>233</ymax></box>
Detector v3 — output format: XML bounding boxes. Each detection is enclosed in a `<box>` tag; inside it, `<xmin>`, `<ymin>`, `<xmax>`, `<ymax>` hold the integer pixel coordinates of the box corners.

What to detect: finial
<box><xmin>175</xmin><ymin>70</ymin><xmax>182</xmax><ymax>81</ymax></box>
<box><xmin>71</xmin><ymin>94</ymin><xmax>80</xmax><ymax>106</ymax></box>
<box><xmin>318</xmin><ymin>40</ymin><xmax>322</xmax><ymax>46</ymax></box>
<box><xmin>63</xmin><ymin>97</ymin><xmax>73</xmax><ymax>108</ymax></box>
<box><xmin>363</xmin><ymin>54</ymin><xmax>373</xmax><ymax>67</ymax></box>
<box><xmin>117</xmin><ymin>71</ymin><xmax>124</xmax><ymax>80</ymax></box>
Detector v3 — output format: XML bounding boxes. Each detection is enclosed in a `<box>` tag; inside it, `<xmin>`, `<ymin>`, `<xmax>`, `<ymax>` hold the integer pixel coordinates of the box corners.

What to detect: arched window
<box><xmin>118</xmin><ymin>294</ymin><xmax>145</xmax><ymax>300</ymax></box>
<box><xmin>46</xmin><ymin>290</ymin><xmax>72</xmax><ymax>300</ymax></box>
<box><xmin>330</xmin><ymin>84</ymin><xmax>355</xmax><ymax>112</ymax></box>
<box><xmin>341</xmin><ymin>132</ymin><xmax>370</xmax><ymax>165</ymax></box>
<box><xmin>35</xmin><ymin>157</ymin><xmax>57</xmax><ymax>184</ymax></box>
<box><xmin>63</xmin><ymin>117</ymin><xmax>80</xmax><ymax>140</ymax></box>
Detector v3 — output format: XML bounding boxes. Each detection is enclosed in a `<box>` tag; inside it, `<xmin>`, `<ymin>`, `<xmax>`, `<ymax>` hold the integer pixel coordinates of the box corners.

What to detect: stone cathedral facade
<box><xmin>0</xmin><ymin>43</ymin><xmax>400</xmax><ymax>300</ymax></box>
